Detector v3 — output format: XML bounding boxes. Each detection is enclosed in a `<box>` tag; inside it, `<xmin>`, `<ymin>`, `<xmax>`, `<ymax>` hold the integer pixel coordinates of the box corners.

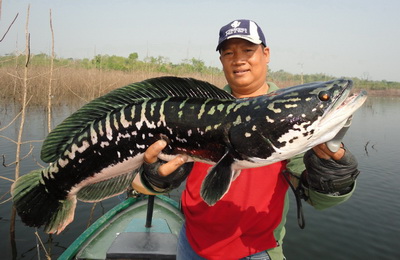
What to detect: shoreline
<box><xmin>360</xmin><ymin>88</ymin><xmax>400</xmax><ymax>97</ymax></box>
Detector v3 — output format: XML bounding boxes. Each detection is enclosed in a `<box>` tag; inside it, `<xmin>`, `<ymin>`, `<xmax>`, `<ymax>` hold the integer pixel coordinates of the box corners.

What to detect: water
<box><xmin>1</xmin><ymin>97</ymin><xmax>399</xmax><ymax>259</ymax></box>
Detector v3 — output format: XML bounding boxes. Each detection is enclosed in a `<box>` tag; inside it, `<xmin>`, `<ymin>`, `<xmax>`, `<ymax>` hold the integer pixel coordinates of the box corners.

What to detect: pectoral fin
<box><xmin>200</xmin><ymin>150</ymin><xmax>235</xmax><ymax>206</ymax></box>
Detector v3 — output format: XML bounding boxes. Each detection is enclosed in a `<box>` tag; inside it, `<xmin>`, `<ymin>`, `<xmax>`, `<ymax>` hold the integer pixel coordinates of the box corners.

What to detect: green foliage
<box><xmin>269</xmin><ymin>69</ymin><xmax>400</xmax><ymax>90</ymax></box>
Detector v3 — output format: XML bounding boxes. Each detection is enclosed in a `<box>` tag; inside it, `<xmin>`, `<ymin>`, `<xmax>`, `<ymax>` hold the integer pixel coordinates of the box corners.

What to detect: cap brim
<box><xmin>216</xmin><ymin>35</ymin><xmax>263</xmax><ymax>51</ymax></box>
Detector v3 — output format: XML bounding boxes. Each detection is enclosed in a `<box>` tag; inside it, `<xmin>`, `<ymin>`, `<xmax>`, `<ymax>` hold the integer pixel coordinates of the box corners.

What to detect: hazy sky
<box><xmin>1</xmin><ymin>0</ymin><xmax>400</xmax><ymax>82</ymax></box>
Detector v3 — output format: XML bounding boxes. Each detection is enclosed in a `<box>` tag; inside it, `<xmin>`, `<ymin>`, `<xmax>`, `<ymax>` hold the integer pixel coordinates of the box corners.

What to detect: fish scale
<box><xmin>11</xmin><ymin>76</ymin><xmax>367</xmax><ymax>234</ymax></box>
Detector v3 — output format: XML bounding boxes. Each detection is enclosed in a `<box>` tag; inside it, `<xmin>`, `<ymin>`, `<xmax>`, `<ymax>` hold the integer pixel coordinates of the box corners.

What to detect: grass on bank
<box><xmin>1</xmin><ymin>53</ymin><xmax>400</xmax><ymax>106</ymax></box>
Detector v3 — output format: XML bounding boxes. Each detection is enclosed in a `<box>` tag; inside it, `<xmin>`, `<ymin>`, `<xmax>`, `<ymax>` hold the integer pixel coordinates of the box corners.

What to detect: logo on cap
<box><xmin>231</xmin><ymin>20</ymin><xmax>241</xmax><ymax>28</ymax></box>
<box><xmin>225</xmin><ymin>20</ymin><xmax>247</xmax><ymax>37</ymax></box>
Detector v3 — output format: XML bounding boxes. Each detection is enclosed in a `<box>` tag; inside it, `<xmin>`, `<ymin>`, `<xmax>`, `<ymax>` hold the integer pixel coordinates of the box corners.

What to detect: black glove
<box><xmin>301</xmin><ymin>147</ymin><xmax>360</xmax><ymax>194</ymax></box>
<box><xmin>140</xmin><ymin>159</ymin><xmax>193</xmax><ymax>193</ymax></box>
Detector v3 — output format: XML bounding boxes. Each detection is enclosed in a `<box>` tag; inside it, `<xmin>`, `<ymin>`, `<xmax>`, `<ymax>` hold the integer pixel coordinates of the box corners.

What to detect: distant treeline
<box><xmin>1</xmin><ymin>53</ymin><xmax>399</xmax><ymax>106</ymax></box>
<box><xmin>2</xmin><ymin>53</ymin><xmax>400</xmax><ymax>90</ymax></box>
<box><xmin>0</xmin><ymin>53</ymin><xmax>222</xmax><ymax>76</ymax></box>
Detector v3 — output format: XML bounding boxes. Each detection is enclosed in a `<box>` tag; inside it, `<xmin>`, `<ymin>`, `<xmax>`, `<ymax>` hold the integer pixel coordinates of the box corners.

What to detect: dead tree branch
<box><xmin>0</xmin><ymin>13</ymin><xmax>19</xmax><ymax>42</ymax></box>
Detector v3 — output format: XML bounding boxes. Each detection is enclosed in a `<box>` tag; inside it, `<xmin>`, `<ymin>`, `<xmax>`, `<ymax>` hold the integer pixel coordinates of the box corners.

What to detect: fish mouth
<box><xmin>322</xmin><ymin>81</ymin><xmax>368</xmax><ymax>127</ymax></box>
<box><xmin>338</xmin><ymin>90</ymin><xmax>368</xmax><ymax>110</ymax></box>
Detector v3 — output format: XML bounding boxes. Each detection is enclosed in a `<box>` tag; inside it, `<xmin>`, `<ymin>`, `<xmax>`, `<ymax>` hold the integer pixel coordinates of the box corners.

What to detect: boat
<box><xmin>58</xmin><ymin>194</ymin><xmax>184</xmax><ymax>260</ymax></box>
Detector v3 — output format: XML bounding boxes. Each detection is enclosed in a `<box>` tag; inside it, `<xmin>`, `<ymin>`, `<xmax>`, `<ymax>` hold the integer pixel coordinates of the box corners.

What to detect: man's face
<box><xmin>219</xmin><ymin>38</ymin><xmax>270</xmax><ymax>96</ymax></box>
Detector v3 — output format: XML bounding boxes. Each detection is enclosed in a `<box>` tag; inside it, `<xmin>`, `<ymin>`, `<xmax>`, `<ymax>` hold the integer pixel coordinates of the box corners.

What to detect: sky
<box><xmin>1</xmin><ymin>0</ymin><xmax>400</xmax><ymax>82</ymax></box>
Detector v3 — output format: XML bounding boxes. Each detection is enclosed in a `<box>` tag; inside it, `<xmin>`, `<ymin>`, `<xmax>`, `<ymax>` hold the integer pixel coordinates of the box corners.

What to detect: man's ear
<box><xmin>263</xmin><ymin>46</ymin><xmax>270</xmax><ymax>63</ymax></box>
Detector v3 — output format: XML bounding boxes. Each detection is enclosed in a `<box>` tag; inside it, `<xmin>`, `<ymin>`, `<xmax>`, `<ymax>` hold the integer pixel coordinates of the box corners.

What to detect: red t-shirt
<box><xmin>181</xmin><ymin>161</ymin><xmax>289</xmax><ymax>259</ymax></box>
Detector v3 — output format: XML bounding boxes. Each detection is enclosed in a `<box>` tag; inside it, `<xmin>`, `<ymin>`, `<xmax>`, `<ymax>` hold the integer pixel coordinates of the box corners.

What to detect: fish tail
<box><xmin>11</xmin><ymin>169</ymin><xmax>76</xmax><ymax>234</ymax></box>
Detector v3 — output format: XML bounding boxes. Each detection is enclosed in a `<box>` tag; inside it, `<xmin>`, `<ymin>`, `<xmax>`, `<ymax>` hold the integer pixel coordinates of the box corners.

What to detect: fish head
<box><xmin>303</xmin><ymin>79</ymin><xmax>367</xmax><ymax>146</ymax></box>
<box><xmin>254</xmin><ymin>79</ymin><xmax>368</xmax><ymax>161</ymax></box>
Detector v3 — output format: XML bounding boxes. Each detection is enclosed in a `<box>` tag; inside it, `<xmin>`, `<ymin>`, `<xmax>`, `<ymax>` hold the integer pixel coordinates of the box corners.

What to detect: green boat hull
<box><xmin>59</xmin><ymin>195</ymin><xmax>184</xmax><ymax>260</ymax></box>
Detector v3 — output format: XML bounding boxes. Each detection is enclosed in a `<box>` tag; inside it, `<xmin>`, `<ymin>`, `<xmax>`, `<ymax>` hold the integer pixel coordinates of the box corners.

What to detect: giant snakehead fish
<box><xmin>11</xmin><ymin>76</ymin><xmax>367</xmax><ymax>234</ymax></box>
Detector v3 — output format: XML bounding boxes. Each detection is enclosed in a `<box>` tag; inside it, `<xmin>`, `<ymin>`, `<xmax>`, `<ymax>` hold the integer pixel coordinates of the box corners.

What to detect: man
<box><xmin>132</xmin><ymin>19</ymin><xmax>359</xmax><ymax>259</ymax></box>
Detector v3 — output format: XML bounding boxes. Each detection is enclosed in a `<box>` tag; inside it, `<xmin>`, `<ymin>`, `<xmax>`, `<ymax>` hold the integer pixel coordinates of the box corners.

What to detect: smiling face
<box><xmin>219</xmin><ymin>38</ymin><xmax>270</xmax><ymax>98</ymax></box>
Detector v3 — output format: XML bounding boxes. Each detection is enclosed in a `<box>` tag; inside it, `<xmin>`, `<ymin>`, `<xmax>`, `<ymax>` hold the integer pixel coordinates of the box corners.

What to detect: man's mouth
<box><xmin>234</xmin><ymin>69</ymin><xmax>249</xmax><ymax>75</ymax></box>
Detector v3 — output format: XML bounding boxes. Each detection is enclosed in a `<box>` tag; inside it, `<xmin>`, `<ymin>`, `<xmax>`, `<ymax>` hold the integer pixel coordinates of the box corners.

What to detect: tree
<box><xmin>128</xmin><ymin>52</ymin><xmax>138</xmax><ymax>61</ymax></box>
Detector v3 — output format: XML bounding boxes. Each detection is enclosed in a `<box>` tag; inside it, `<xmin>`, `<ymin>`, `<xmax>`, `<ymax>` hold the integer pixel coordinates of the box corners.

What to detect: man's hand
<box><xmin>132</xmin><ymin>140</ymin><xmax>191</xmax><ymax>194</ymax></box>
<box><xmin>143</xmin><ymin>140</ymin><xmax>188</xmax><ymax>176</ymax></box>
<box><xmin>303</xmin><ymin>143</ymin><xmax>359</xmax><ymax>194</ymax></box>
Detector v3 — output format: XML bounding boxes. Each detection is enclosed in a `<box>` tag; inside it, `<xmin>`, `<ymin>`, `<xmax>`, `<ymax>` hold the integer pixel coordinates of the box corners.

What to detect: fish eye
<box><xmin>318</xmin><ymin>91</ymin><xmax>330</xmax><ymax>101</ymax></box>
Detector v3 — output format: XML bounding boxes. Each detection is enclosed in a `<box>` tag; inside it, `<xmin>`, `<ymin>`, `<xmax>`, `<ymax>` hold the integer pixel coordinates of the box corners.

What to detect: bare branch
<box><xmin>87</xmin><ymin>203</ymin><xmax>97</xmax><ymax>228</ymax></box>
<box><xmin>0</xmin><ymin>197</ymin><xmax>13</xmax><ymax>205</ymax></box>
<box><xmin>20</xmin><ymin>144</ymin><xmax>34</xmax><ymax>161</ymax></box>
<box><xmin>21</xmin><ymin>139</ymin><xmax>43</xmax><ymax>145</ymax></box>
<box><xmin>6</xmin><ymin>72</ymin><xmax>23</xmax><ymax>80</ymax></box>
<box><xmin>47</xmin><ymin>8</ymin><xmax>55</xmax><ymax>133</ymax></box>
<box><xmin>14</xmin><ymin>4</ymin><xmax>30</xmax><ymax>179</ymax></box>
<box><xmin>3</xmin><ymin>144</ymin><xmax>34</xmax><ymax>167</ymax></box>
<box><xmin>0</xmin><ymin>135</ymin><xmax>17</xmax><ymax>145</ymax></box>
<box><xmin>0</xmin><ymin>13</ymin><xmax>19</xmax><ymax>42</ymax></box>
<box><xmin>25</xmin><ymin>33</ymin><xmax>30</xmax><ymax>67</ymax></box>
<box><xmin>0</xmin><ymin>95</ymin><xmax>33</xmax><ymax>132</ymax></box>
<box><xmin>34</xmin><ymin>231</ymin><xmax>51</xmax><ymax>260</ymax></box>
<box><xmin>65</xmin><ymin>83</ymin><xmax>89</xmax><ymax>103</ymax></box>
<box><xmin>0</xmin><ymin>111</ymin><xmax>22</xmax><ymax>131</ymax></box>
<box><xmin>2</xmin><ymin>154</ymin><xmax>11</xmax><ymax>167</ymax></box>
<box><xmin>31</xmin><ymin>151</ymin><xmax>45</xmax><ymax>168</ymax></box>
<box><xmin>0</xmin><ymin>175</ymin><xmax>14</xmax><ymax>183</ymax></box>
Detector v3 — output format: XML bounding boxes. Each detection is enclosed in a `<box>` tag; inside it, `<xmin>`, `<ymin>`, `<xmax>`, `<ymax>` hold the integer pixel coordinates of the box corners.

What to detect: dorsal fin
<box><xmin>41</xmin><ymin>76</ymin><xmax>234</xmax><ymax>163</ymax></box>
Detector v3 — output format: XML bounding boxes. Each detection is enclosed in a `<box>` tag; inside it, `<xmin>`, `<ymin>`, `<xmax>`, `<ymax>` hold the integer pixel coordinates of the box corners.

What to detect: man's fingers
<box><xmin>312</xmin><ymin>145</ymin><xmax>330</xmax><ymax>160</ymax></box>
<box><xmin>158</xmin><ymin>155</ymin><xmax>188</xmax><ymax>177</ymax></box>
<box><xmin>330</xmin><ymin>148</ymin><xmax>345</xmax><ymax>161</ymax></box>
<box><xmin>144</xmin><ymin>140</ymin><xmax>167</xmax><ymax>164</ymax></box>
<box><xmin>313</xmin><ymin>143</ymin><xmax>345</xmax><ymax>160</ymax></box>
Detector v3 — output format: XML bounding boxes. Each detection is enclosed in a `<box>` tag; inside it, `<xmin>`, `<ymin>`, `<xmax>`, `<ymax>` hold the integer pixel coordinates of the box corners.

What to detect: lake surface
<box><xmin>1</xmin><ymin>96</ymin><xmax>399</xmax><ymax>259</ymax></box>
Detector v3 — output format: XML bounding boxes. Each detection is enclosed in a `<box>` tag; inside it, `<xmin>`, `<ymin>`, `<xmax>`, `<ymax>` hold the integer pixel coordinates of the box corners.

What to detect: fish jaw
<box><xmin>316</xmin><ymin>89</ymin><xmax>368</xmax><ymax>145</ymax></box>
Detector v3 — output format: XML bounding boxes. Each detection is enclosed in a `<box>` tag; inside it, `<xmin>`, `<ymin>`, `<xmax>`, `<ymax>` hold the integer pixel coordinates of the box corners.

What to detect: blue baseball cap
<box><xmin>216</xmin><ymin>19</ymin><xmax>267</xmax><ymax>51</ymax></box>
